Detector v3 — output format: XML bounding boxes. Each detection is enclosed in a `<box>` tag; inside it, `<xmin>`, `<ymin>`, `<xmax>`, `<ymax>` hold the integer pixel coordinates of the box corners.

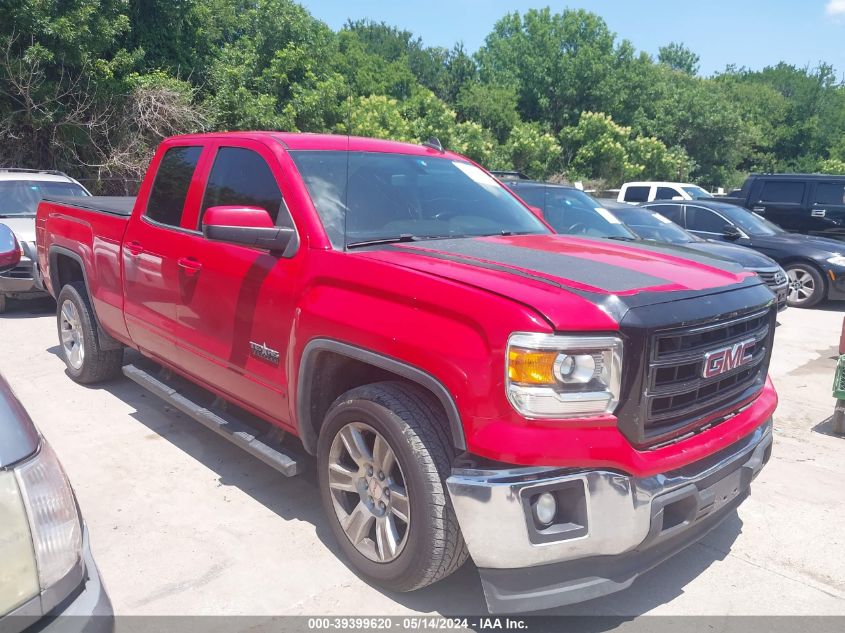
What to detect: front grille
<box><xmin>642</xmin><ymin>308</ymin><xmax>774</xmax><ymax>444</ymax></box>
<box><xmin>0</xmin><ymin>259</ymin><xmax>33</xmax><ymax>279</ymax></box>
<box><xmin>755</xmin><ymin>269</ymin><xmax>787</xmax><ymax>288</ymax></box>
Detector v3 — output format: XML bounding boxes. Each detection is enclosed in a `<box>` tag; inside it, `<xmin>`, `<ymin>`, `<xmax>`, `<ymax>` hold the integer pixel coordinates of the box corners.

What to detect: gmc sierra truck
<box><xmin>36</xmin><ymin>132</ymin><xmax>778</xmax><ymax>613</ymax></box>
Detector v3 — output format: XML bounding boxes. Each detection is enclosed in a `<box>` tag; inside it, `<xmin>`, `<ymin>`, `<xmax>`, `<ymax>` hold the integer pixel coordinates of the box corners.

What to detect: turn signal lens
<box><xmin>508</xmin><ymin>348</ymin><xmax>557</xmax><ymax>385</ymax></box>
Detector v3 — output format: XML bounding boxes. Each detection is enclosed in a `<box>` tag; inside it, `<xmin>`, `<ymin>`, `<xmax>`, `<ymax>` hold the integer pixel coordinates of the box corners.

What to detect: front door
<box><xmin>176</xmin><ymin>142</ymin><xmax>301</xmax><ymax>424</ymax></box>
<box><xmin>750</xmin><ymin>179</ymin><xmax>807</xmax><ymax>232</ymax></box>
<box><xmin>122</xmin><ymin>144</ymin><xmax>205</xmax><ymax>364</ymax></box>
<box><xmin>808</xmin><ymin>180</ymin><xmax>845</xmax><ymax>240</ymax></box>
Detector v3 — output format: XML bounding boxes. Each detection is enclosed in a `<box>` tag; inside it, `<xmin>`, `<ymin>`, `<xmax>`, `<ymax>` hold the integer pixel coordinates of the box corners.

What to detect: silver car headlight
<box><xmin>506</xmin><ymin>333</ymin><xmax>623</xmax><ymax>418</ymax></box>
<box><xmin>0</xmin><ymin>470</ymin><xmax>39</xmax><ymax>616</ymax></box>
<box><xmin>15</xmin><ymin>441</ymin><xmax>82</xmax><ymax>590</ymax></box>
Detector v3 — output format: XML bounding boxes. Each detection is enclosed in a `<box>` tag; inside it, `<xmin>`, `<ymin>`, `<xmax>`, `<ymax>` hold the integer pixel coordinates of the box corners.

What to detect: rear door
<box><xmin>176</xmin><ymin>140</ymin><xmax>301</xmax><ymax>423</ymax></box>
<box><xmin>749</xmin><ymin>179</ymin><xmax>807</xmax><ymax>232</ymax></box>
<box><xmin>808</xmin><ymin>180</ymin><xmax>845</xmax><ymax>240</ymax></box>
<box><xmin>122</xmin><ymin>144</ymin><xmax>207</xmax><ymax>364</ymax></box>
<box><xmin>683</xmin><ymin>204</ymin><xmax>737</xmax><ymax>241</ymax></box>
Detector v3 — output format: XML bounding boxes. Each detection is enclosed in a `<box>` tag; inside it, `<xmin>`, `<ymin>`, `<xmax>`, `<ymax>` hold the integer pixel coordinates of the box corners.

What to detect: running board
<box><xmin>122</xmin><ymin>363</ymin><xmax>301</xmax><ymax>476</ymax></box>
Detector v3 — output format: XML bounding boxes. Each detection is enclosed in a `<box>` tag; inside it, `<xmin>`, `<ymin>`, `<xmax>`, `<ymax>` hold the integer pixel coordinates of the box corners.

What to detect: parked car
<box><xmin>0</xmin><ymin>169</ymin><xmax>90</xmax><ymax>313</ymax></box>
<box><xmin>643</xmin><ymin>199</ymin><xmax>845</xmax><ymax>308</ymax></box>
<box><xmin>0</xmin><ymin>373</ymin><xmax>112</xmax><ymax>632</ymax></box>
<box><xmin>0</xmin><ymin>223</ymin><xmax>21</xmax><ymax>272</ymax></box>
<box><xmin>598</xmin><ymin>199</ymin><xmax>789</xmax><ymax>310</ymax></box>
<box><xmin>618</xmin><ymin>181</ymin><xmax>713</xmax><ymax>204</ymax></box>
<box><xmin>720</xmin><ymin>173</ymin><xmax>845</xmax><ymax>241</ymax></box>
<box><xmin>504</xmin><ymin>179</ymin><xmax>789</xmax><ymax>310</ymax></box>
<box><xmin>37</xmin><ymin>132</ymin><xmax>776</xmax><ymax>613</ymax></box>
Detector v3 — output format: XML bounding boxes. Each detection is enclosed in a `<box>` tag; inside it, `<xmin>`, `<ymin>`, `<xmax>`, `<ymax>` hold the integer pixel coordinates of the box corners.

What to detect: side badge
<box><xmin>250</xmin><ymin>341</ymin><xmax>280</xmax><ymax>366</ymax></box>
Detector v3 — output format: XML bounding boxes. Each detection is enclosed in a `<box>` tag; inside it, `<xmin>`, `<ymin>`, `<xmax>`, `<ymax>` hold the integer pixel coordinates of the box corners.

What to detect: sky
<box><xmin>299</xmin><ymin>0</ymin><xmax>845</xmax><ymax>77</ymax></box>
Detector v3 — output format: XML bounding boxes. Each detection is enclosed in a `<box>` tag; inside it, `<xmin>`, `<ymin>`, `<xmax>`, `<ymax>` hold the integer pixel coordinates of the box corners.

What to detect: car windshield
<box><xmin>717</xmin><ymin>204</ymin><xmax>785</xmax><ymax>236</ymax></box>
<box><xmin>682</xmin><ymin>186</ymin><xmax>713</xmax><ymax>199</ymax></box>
<box><xmin>540</xmin><ymin>189</ymin><xmax>636</xmax><ymax>239</ymax></box>
<box><xmin>610</xmin><ymin>206</ymin><xmax>695</xmax><ymax>244</ymax></box>
<box><xmin>289</xmin><ymin>151</ymin><xmax>550</xmax><ymax>248</ymax></box>
<box><xmin>0</xmin><ymin>180</ymin><xmax>89</xmax><ymax>217</ymax></box>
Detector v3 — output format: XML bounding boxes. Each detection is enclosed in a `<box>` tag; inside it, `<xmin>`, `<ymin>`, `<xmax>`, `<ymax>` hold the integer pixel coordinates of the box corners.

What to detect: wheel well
<box><xmin>53</xmin><ymin>253</ymin><xmax>84</xmax><ymax>291</ymax></box>
<box><xmin>299</xmin><ymin>348</ymin><xmax>461</xmax><ymax>455</ymax></box>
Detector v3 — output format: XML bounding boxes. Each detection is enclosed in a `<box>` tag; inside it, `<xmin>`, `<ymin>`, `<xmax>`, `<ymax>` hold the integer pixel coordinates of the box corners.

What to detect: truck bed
<box><xmin>42</xmin><ymin>196</ymin><xmax>136</xmax><ymax>216</ymax></box>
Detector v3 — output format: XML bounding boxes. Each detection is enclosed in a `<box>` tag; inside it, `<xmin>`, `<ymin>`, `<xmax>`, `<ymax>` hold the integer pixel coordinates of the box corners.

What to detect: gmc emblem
<box><xmin>702</xmin><ymin>338</ymin><xmax>756</xmax><ymax>379</ymax></box>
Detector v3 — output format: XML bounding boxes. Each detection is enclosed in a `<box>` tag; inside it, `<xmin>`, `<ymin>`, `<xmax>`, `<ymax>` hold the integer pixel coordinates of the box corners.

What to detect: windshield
<box><xmin>0</xmin><ymin>180</ymin><xmax>89</xmax><ymax>217</ymax></box>
<box><xmin>540</xmin><ymin>189</ymin><xmax>636</xmax><ymax>239</ymax></box>
<box><xmin>610</xmin><ymin>206</ymin><xmax>695</xmax><ymax>244</ymax></box>
<box><xmin>289</xmin><ymin>151</ymin><xmax>549</xmax><ymax>248</ymax></box>
<box><xmin>717</xmin><ymin>204</ymin><xmax>785</xmax><ymax>236</ymax></box>
<box><xmin>683</xmin><ymin>186</ymin><xmax>713</xmax><ymax>199</ymax></box>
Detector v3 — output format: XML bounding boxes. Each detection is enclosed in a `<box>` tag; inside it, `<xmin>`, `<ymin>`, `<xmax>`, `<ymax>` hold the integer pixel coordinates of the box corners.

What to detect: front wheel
<box><xmin>317</xmin><ymin>382</ymin><xmax>468</xmax><ymax>592</ymax></box>
<box><xmin>56</xmin><ymin>282</ymin><xmax>123</xmax><ymax>383</ymax></box>
<box><xmin>785</xmin><ymin>263</ymin><xmax>825</xmax><ymax>308</ymax></box>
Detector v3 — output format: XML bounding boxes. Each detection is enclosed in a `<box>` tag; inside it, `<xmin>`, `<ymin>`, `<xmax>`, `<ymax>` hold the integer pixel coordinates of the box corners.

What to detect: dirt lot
<box><xmin>1</xmin><ymin>298</ymin><xmax>844</xmax><ymax>616</ymax></box>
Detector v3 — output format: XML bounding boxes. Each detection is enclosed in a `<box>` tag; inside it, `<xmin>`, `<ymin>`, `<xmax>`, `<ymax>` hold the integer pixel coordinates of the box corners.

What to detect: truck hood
<box><xmin>0</xmin><ymin>217</ymin><xmax>36</xmax><ymax>244</ymax></box>
<box><xmin>361</xmin><ymin>234</ymin><xmax>760</xmax><ymax>328</ymax></box>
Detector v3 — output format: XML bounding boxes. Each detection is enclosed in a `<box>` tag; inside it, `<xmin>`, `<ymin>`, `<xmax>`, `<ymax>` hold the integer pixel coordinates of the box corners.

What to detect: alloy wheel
<box><xmin>59</xmin><ymin>300</ymin><xmax>85</xmax><ymax>369</ymax></box>
<box><xmin>327</xmin><ymin>422</ymin><xmax>410</xmax><ymax>563</ymax></box>
<box><xmin>786</xmin><ymin>268</ymin><xmax>816</xmax><ymax>305</ymax></box>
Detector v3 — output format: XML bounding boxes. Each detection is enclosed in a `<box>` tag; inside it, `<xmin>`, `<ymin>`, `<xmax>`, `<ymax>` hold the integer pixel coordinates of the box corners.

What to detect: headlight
<box><xmin>15</xmin><ymin>441</ymin><xmax>82</xmax><ymax>590</ymax></box>
<box><xmin>506</xmin><ymin>333</ymin><xmax>623</xmax><ymax>418</ymax></box>
<box><xmin>0</xmin><ymin>471</ymin><xmax>39</xmax><ymax>616</ymax></box>
<box><xmin>827</xmin><ymin>255</ymin><xmax>845</xmax><ymax>267</ymax></box>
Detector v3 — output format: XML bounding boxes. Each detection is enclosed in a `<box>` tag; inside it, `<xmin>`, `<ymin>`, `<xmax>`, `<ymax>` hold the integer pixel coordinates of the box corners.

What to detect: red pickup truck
<box><xmin>36</xmin><ymin>132</ymin><xmax>777</xmax><ymax>613</ymax></box>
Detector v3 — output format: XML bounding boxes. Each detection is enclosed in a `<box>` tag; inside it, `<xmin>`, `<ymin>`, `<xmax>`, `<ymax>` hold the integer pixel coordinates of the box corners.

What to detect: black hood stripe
<box><xmin>397</xmin><ymin>238</ymin><xmax>673</xmax><ymax>293</ymax></box>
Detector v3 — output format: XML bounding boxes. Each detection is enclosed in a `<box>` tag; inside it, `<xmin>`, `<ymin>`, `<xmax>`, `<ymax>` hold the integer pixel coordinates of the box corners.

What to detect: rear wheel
<box><xmin>317</xmin><ymin>381</ymin><xmax>468</xmax><ymax>592</ymax></box>
<box><xmin>785</xmin><ymin>263</ymin><xmax>825</xmax><ymax>308</ymax></box>
<box><xmin>56</xmin><ymin>282</ymin><xmax>123</xmax><ymax>383</ymax></box>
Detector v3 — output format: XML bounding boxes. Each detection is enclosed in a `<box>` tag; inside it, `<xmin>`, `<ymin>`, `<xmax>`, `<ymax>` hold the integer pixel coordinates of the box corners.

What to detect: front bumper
<box><xmin>2</xmin><ymin>527</ymin><xmax>114</xmax><ymax>633</ymax></box>
<box><xmin>446</xmin><ymin>419</ymin><xmax>773</xmax><ymax>613</ymax></box>
<box><xmin>0</xmin><ymin>254</ymin><xmax>43</xmax><ymax>298</ymax></box>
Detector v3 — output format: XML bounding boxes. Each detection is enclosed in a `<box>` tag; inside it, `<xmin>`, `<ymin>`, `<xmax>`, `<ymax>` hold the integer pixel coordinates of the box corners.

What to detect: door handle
<box><xmin>125</xmin><ymin>241</ymin><xmax>144</xmax><ymax>257</ymax></box>
<box><xmin>177</xmin><ymin>256</ymin><xmax>202</xmax><ymax>276</ymax></box>
<box><xmin>752</xmin><ymin>206</ymin><xmax>766</xmax><ymax>213</ymax></box>
<box><xmin>812</xmin><ymin>209</ymin><xmax>827</xmax><ymax>218</ymax></box>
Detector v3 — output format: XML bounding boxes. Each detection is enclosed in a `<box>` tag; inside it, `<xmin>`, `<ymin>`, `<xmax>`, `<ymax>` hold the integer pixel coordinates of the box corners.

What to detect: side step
<box><xmin>122</xmin><ymin>363</ymin><xmax>301</xmax><ymax>476</ymax></box>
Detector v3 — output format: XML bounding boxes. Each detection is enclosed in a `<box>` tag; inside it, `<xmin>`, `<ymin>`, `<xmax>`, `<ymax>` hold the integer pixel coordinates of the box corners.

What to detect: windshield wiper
<box><xmin>606</xmin><ymin>235</ymin><xmax>638</xmax><ymax>242</ymax></box>
<box><xmin>346</xmin><ymin>234</ymin><xmax>422</xmax><ymax>249</ymax></box>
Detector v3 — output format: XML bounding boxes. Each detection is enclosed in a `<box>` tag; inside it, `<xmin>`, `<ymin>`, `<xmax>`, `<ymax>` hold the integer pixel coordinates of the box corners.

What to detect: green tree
<box><xmin>502</xmin><ymin>122</ymin><xmax>561</xmax><ymax>178</ymax></box>
<box><xmin>658</xmin><ymin>42</ymin><xmax>700</xmax><ymax>75</ymax></box>
<box><xmin>456</xmin><ymin>82</ymin><xmax>520</xmax><ymax>143</ymax></box>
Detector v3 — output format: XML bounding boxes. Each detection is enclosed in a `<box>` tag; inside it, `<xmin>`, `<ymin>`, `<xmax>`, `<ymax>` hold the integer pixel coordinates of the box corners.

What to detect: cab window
<box><xmin>814</xmin><ymin>182</ymin><xmax>845</xmax><ymax>205</ymax></box>
<box><xmin>199</xmin><ymin>147</ymin><xmax>289</xmax><ymax>228</ymax></box>
<box><xmin>145</xmin><ymin>146</ymin><xmax>203</xmax><ymax>226</ymax></box>
<box><xmin>654</xmin><ymin>186</ymin><xmax>678</xmax><ymax>200</ymax></box>
<box><xmin>623</xmin><ymin>186</ymin><xmax>649</xmax><ymax>202</ymax></box>
<box><xmin>759</xmin><ymin>180</ymin><xmax>805</xmax><ymax>204</ymax></box>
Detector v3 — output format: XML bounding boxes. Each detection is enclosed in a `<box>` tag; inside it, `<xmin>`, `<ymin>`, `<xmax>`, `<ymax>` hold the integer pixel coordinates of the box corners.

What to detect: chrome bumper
<box><xmin>446</xmin><ymin>420</ymin><xmax>772</xmax><ymax>611</ymax></box>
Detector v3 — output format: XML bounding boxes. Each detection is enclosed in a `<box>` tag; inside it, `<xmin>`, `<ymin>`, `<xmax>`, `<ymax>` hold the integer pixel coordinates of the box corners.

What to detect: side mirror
<box><xmin>0</xmin><ymin>224</ymin><xmax>21</xmax><ymax>273</ymax></box>
<box><xmin>527</xmin><ymin>205</ymin><xmax>544</xmax><ymax>219</ymax></box>
<box><xmin>202</xmin><ymin>206</ymin><xmax>297</xmax><ymax>256</ymax></box>
<box><xmin>723</xmin><ymin>225</ymin><xmax>742</xmax><ymax>240</ymax></box>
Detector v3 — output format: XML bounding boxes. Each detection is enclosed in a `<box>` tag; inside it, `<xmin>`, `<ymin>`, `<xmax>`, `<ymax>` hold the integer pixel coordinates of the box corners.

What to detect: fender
<box><xmin>48</xmin><ymin>245</ymin><xmax>123</xmax><ymax>351</ymax></box>
<box><xmin>296</xmin><ymin>338</ymin><xmax>467</xmax><ymax>455</ymax></box>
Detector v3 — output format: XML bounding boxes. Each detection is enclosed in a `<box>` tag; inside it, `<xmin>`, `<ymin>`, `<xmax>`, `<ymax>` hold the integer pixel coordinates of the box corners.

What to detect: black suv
<box><xmin>723</xmin><ymin>174</ymin><xmax>845</xmax><ymax>241</ymax></box>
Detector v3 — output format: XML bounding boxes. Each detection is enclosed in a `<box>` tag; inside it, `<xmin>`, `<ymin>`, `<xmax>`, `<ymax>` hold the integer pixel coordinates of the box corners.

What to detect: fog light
<box><xmin>533</xmin><ymin>492</ymin><xmax>557</xmax><ymax>527</ymax></box>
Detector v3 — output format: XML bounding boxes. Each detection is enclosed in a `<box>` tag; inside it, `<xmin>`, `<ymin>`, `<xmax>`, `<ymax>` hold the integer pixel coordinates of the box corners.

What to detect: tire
<box><xmin>56</xmin><ymin>282</ymin><xmax>123</xmax><ymax>383</ymax></box>
<box><xmin>317</xmin><ymin>381</ymin><xmax>468</xmax><ymax>592</ymax></box>
<box><xmin>785</xmin><ymin>263</ymin><xmax>825</xmax><ymax>308</ymax></box>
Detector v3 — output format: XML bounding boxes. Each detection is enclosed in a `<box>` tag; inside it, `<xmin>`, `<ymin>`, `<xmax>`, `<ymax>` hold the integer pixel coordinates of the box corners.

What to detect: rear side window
<box><xmin>759</xmin><ymin>181</ymin><xmax>805</xmax><ymax>204</ymax></box>
<box><xmin>814</xmin><ymin>182</ymin><xmax>845</xmax><ymax>205</ymax></box>
<box><xmin>686</xmin><ymin>206</ymin><xmax>729</xmax><ymax>233</ymax></box>
<box><xmin>647</xmin><ymin>204</ymin><xmax>683</xmax><ymax>224</ymax></box>
<box><xmin>654</xmin><ymin>186</ymin><xmax>678</xmax><ymax>200</ymax></box>
<box><xmin>146</xmin><ymin>146</ymin><xmax>202</xmax><ymax>226</ymax></box>
<box><xmin>200</xmin><ymin>147</ymin><xmax>286</xmax><ymax>227</ymax></box>
<box><xmin>623</xmin><ymin>186</ymin><xmax>649</xmax><ymax>202</ymax></box>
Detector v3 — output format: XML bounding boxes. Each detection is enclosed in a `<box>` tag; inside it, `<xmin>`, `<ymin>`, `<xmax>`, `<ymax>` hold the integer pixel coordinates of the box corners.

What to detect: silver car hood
<box><xmin>0</xmin><ymin>217</ymin><xmax>36</xmax><ymax>243</ymax></box>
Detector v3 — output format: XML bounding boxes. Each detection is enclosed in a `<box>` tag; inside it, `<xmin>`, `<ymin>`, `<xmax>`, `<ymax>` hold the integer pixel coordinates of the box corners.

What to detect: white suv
<box><xmin>617</xmin><ymin>181</ymin><xmax>713</xmax><ymax>204</ymax></box>
<box><xmin>0</xmin><ymin>169</ymin><xmax>90</xmax><ymax>312</ymax></box>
